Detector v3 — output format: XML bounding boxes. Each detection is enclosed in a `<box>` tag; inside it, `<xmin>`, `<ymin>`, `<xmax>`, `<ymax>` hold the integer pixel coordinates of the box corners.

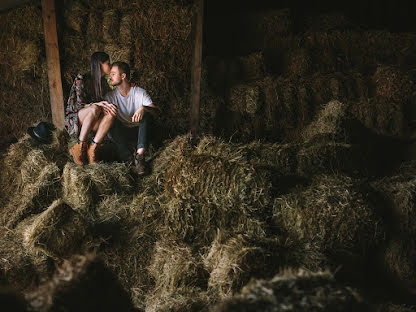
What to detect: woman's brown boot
<box><xmin>87</xmin><ymin>141</ymin><xmax>102</xmax><ymax>164</ymax></box>
<box><xmin>70</xmin><ymin>141</ymin><xmax>88</xmax><ymax>165</ymax></box>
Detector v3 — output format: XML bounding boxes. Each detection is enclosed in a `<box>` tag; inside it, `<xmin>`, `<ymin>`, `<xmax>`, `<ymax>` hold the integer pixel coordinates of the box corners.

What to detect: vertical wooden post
<box><xmin>42</xmin><ymin>0</ymin><xmax>64</xmax><ymax>128</ymax></box>
<box><xmin>190</xmin><ymin>0</ymin><xmax>204</xmax><ymax>138</ymax></box>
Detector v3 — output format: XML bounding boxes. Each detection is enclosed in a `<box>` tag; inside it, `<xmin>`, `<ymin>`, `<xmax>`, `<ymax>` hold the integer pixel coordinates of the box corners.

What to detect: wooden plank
<box><xmin>190</xmin><ymin>0</ymin><xmax>204</xmax><ymax>138</ymax></box>
<box><xmin>42</xmin><ymin>0</ymin><xmax>64</xmax><ymax>128</ymax></box>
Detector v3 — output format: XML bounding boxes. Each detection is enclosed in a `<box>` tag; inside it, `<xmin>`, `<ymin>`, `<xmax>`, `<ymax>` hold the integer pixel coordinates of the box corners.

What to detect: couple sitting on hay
<box><xmin>65</xmin><ymin>52</ymin><xmax>160</xmax><ymax>175</ymax></box>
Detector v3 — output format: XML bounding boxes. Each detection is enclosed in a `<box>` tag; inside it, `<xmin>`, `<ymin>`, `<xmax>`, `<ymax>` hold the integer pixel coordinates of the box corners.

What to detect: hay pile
<box><xmin>0</xmin><ymin>2</ymin><xmax>48</xmax><ymax>145</ymax></box>
<box><xmin>273</xmin><ymin>175</ymin><xmax>385</xmax><ymax>252</ymax></box>
<box><xmin>351</xmin><ymin>66</ymin><xmax>415</xmax><ymax>137</ymax></box>
<box><xmin>371</xmin><ymin>166</ymin><xmax>416</xmax><ymax>284</ymax></box>
<box><xmin>1</xmin><ymin>129</ymin><xmax>415</xmax><ymax>311</ymax></box>
<box><xmin>213</xmin><ymin>270</ymin><xmax>367</xmax><ymax>312</ymax></box>
<box><xmin>25</xmin><ymin>253</ymin><xmax>135</xmax><ymax>312</ymax></box>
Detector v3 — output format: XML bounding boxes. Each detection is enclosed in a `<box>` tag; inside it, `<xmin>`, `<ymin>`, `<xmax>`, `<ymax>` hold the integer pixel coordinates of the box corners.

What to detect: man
<box><xmin>105</xmin><ymin>62</ymin><xmax>160</xmax><ymax>174</ymax></box>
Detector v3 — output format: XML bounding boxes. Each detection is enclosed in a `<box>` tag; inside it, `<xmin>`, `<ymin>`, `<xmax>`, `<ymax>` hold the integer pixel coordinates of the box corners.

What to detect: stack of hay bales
<box><xmin>62</xmin><ymin>162</ymin><xmax>134</xmax><ymax>217</ymax></box>
<box><xmin>153</xmin><ymin>135</ymin><xmax>272</xmax><ymax>243</ymax></box>
<box><xmin>273</xmin><ymin>174</ymin><xmax>385</xmax><ymax>253</ymax></box>
<box><xmin>0</xmin><ymin>4</ymin><xmax>48</xmax><ymax>144</ymax></box>
<box><xmin>212</xmin><ymin>270</ymin><xmax>367</xmax><ymax>312</ymax></box>
<box><xmin>145</xmin><ymin>239</ymin><xmax>209</xmax><ymax>311</ymax></box>
<box><xmin>22</xmin><ymin>200</ymin><xmax>91</xmax><ymax>260</ymax></box>
<box><xmin>352</xmin><ymin>66</ymin><xmax>415</xmax><ymax>138</ymax></box>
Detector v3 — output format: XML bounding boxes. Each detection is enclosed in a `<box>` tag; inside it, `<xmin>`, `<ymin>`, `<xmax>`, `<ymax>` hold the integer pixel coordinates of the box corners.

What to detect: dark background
<box><xmin>206</xmin><ymin>0</ymin><xmax>416</xmax><ymax>56</ymax></box>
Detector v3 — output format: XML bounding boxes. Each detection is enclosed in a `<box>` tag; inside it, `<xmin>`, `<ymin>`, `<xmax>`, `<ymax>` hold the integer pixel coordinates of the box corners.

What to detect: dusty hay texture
<box><xmin>212</xmin><ymin>269</ymin><xmax>367</xmax><ymax>312</ymax></box>
<box><xmin>203</xmin><ymin>231</ymin><xmax>288</xmax><ymax>300</ymax></box>
<box><xmin>238</xmin><ymin>52</ymin><xmax>265</xmax><ymax>82</ymax></box>
<box><xmin>22</xmin><ymin>199</ymin><xmax>92</xmax><ymax>260</ymax></box>
<box><xmin>350</xmin><ymin>66</ymin><xmax>415</xmax><ymax>138</ymax></box>
<box><xmin>145</xmin><ymin>239</ymin><xmax>209</xmax><ymax>312</ymax></box>
<box><xmin>25</xmin><ymin>253</ymin><xmax>135</xmax><ymax>312</ymax></box>
<box><xmin>65</xmin><ymin>1</ymin><xmax>87</xmax><ymax>33</ymax></box>
<box><xmin>96</xmin><ymin>190</ymin><xmax>163</xmax><ymax>310</ymax></box>
<box><xmin>2</xmin><ymin>148</ymin><xmax>61</xmax><ymax>229</ymax></box>
<box><xmin>302</xmin><ymin>100</ymin><xmax>349</xmax><ymax>143</ymax></box>
<box><xmin>0</xmin><ymin>221</ymin><xmax>47</xmax><ymax>292</ymax></box>
<box><xmin>229</xmin><ymin>84</ymin><xmax>261</xmax><ymax>115</ymax></box>
<box><xmin>0</xmin><ymin>3</ymin><xmax>49</xmax><ymax>144</ymax></box>
<box><xmin>62</xmin><ymin>162</ymin><xmax>134</xmax><ymax>217</ymax></box>
<box><xmin>273</xmin><ymin>175</ymin><xmax>385</xmax><ymax>252</ymax></box>
<box><xmin>260</xmin><ymin>8</ymin><xmax>293</xmax><ymax>38</ymax></box>
<box><xmin>371</xmin><ymin>172</ymin><xmax>416</xmax><ymax>283</ymax></box>
<box><xmin>153</xmin><ymin>135</ymin><xmax>272</xmax><ymax>243</ymax></box>
<box><xmin>378</xmin><ymin>303</ymin><xmax>416</xmax><ymax>312</ymax></box>
<box><xmin>130</xmin><ymin>0</ymin><xmax>194</xmax><ymax>136</ymax></box>
<box><xmin>285</xmin><ymin>48</ymin><xmax>312</xmax><ymax>77</ymax></box>
<box><xmin>102</xmin><ymin>9</ymin><xmax>120</xmax><ymax>43</ymax></box>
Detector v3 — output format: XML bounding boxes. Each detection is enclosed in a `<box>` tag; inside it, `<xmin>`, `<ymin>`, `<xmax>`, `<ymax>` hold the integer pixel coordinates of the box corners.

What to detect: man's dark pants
<box><xmin>108</xmin><ymin>114</ymin><xmax>150</xmax><ymax>162</ymax></box>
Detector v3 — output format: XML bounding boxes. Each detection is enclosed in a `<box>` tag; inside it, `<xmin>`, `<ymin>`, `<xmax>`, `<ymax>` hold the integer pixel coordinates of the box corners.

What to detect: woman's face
<box><xmin>100</xmin><ymin>59</ymin><xmax>111</xmax><ymax>75</ymax></box>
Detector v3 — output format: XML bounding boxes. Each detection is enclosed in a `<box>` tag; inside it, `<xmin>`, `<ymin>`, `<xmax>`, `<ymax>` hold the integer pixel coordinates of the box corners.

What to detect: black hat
<box><xmin>27</xmin><ymin>122</ymin><xmax>56</xmax><ymax>144</ymax></box>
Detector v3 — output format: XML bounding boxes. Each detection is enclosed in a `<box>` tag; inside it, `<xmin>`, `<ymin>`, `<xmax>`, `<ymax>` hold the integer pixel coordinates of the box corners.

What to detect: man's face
<box><xmin>109</xmin><ymin>65</ymin><xmax>123</xmax><ymax>86</ymax></box>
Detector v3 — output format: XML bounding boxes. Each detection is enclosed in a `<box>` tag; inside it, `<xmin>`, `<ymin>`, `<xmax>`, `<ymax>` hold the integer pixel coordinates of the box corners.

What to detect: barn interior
<box><xmin>1</xmin><ymin>0</ymin><xmax>416</xmax><ymax>311</ymax></box>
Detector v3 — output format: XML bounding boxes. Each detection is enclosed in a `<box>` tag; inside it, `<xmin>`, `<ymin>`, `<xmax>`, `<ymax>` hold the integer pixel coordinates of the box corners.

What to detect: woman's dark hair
<box><xmin>90</xmin><ymin>52</ymin><xmax>110</xmax><ymax>101</ymax></box>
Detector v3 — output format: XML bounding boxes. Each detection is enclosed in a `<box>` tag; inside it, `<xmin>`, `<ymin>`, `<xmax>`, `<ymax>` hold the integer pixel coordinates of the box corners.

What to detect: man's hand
<box><xmin>132</xmin><ymin>106</ymin><xmax>145</xmax><ymax>122</ymax></box>
<box><xmin>94</xmin><ymin>101</ymin><xmax>117</xmax><ymax>117</ymax></box>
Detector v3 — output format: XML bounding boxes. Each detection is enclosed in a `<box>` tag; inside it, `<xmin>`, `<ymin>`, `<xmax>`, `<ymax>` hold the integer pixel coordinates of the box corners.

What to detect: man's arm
<box><xmin>131</xmin><ymin>104</ymin><xmax>161</xmax><ymax>122</ymax></box>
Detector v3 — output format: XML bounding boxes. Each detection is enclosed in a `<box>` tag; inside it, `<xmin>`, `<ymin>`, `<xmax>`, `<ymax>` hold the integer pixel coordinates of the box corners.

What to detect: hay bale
<box><xmin>86</xmin><ymin>11</ymin><xmax>102</xmax><ymax>40</ymax></box>
<box><xmin>62</xmin><ymin>162</ymin><xmax>133</xmax><ymax>216</ymax></box>
<box><xmin>351</xmin><ymin>97</ymin><xmax>407</xmax><ymax>137</ymax></box>
<box><xmin>372</xmin><ymin>66</ymin><xmax>414</xmax><ymax>103</ymax></box>
<box><xmin>212</xmin><ymin>270</ymin><xmax>366</xmax><ymax>312</ymax></box>
<box><xmin>195</xmin><ymin>136</ymin><xmax>299</xmax><ymax>176</ymax></box>
<box><xmin>285</xmin><ymin>48</ymin><xmax>312</xmax><ymax>76</ymax></box>
<box><xmin>163</xmin><ymin>150</ymin><xmax>271</xmax><ymax>211</ymax></box>
<box><xmin>296</xmin><ymin>142</ymin><xmax>361</xmax><ymax>176</ymax></box>
<box><xmin>3</xmin><ymin>149</ymin><xmax>61</xmax><ymax>228</ymax></box>
<box><xmin>301</xmin><ymin>100</ymin><xmax>348</xmax><ymax>142</ymax></box>
<box><xmin>145</xmin><ymin>239</ymin><xmax>208</xmax><ymax>312</ymax></box>
<box><xmin>260</xmin><ymin>8</ymin><xmax>292</xmax><ymax>37</ymax></box>
<box><xmin>238</xmin><ymin>52</ymin><xmax>265</xmax><ymax>81</ymax></box>
<box><xmin>102</xmin><ymin>9</ymin><xmax>119</xmax><ymax>43</ymax></box>
<box><xmin>0</xmin><ymin>37</ymin><xmax>39</xmax><ymax>71</ymax></box>
<box><xmin>65</xmin><ymin>1</ymin><xmax>87</xmax><ymax>33</ymax></box>
<box><xmin>371</xmin><ymin>173</ymin><xmax>416</xmax><ymax>283</ymax></box>
<box><xmin>106</xmin><ymin>43</ymin><xmax>132</xmax><ymax>63</ymax></box>
<box><xmin>273</xmin><ymin>175</ymin><xmax>385</xmax><ymax>251</ymax></box>
<box><xmin>119</xmin><ymin>13</ymin><xmax>133</xmax><ymax>43</ymax></box>
<box><xmin>203</xmin><ymin>232</ymin><xmax>283</xmax><ymax>299</ymax></box>
<box><xmin>25</xmin><ymin>254</ymin><xmax>134</xmax><ymax>312</ymax></box>
<box><xmin>378</xmin><ymin>303</ymin><xmax>416</xmax><ymax>312</ymax></box>
<box><xmin>22</xmin><ymin>199</ymin><xmax>91</xmax><ymax>260</ymax></box>
<box><xmin>0</xmin><ymin>221</ymin><xmax>47</xmax><ymax>292</ymax></box>
<box><xmin>229</xmin><ymin>84</ymin><xmax>261</xmax><ymax>114</ymax></box>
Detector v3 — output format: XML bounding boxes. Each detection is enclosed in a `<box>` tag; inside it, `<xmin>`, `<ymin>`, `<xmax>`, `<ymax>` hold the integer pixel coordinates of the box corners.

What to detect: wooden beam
<box><xmin>190</xmin><ymin>0</ymin><xmax>204</xmax><ymax>138</ymax></box>
<box><xmin>42</xmin><ymin>0</ymin><xmax>64</xmax><ymax>128</ymax></box>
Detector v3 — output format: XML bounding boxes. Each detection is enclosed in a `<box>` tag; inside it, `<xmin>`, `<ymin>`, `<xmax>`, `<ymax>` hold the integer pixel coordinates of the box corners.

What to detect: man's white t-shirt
<box><xmin>105</xmin><ymin>86</ymin><xmax>153</xmax><ymax>128</ymax></box>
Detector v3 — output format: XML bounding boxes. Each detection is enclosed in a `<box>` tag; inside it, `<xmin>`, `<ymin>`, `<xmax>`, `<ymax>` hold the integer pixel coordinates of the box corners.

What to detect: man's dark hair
<box><xmin>112</xmin><ymin>61</ymin><xmax>130</xmax><ymax>81</ymax></box>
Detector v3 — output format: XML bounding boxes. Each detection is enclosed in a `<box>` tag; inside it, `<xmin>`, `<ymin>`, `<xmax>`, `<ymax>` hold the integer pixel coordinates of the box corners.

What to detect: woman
<box><xmin>65</xmin><ymin>51</ymin><xmax>117</xmax><ymax>165</ymax></box>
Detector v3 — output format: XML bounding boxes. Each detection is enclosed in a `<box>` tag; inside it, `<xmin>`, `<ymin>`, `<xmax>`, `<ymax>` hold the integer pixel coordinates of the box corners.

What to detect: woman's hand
<box><xmin>132</xmin><ymin>106</ymin><xmax>145</xmax><ymax>122</ymax></box>
<box><xmin>93</xmin><ymin>101</ymin><xmax>117</xmax><ymax>117</ymax></box>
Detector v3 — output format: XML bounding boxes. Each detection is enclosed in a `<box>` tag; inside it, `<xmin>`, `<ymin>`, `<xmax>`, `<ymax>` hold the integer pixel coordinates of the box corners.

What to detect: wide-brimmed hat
<box><xmin>27</xmin><ymin>122</ymin><xmax>56</xmax><ymax>144</ymax></box>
